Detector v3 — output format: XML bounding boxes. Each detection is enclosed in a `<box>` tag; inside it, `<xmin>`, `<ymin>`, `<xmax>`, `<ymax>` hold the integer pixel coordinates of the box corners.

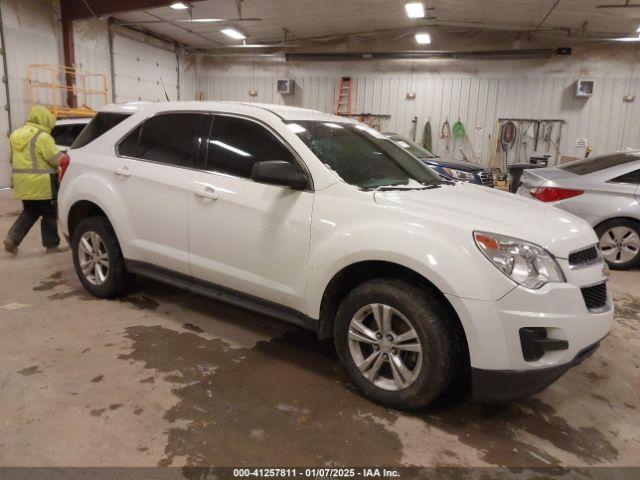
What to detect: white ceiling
<box><xmin>112</xmin><ymin>0</ymin><xmax>640</xmax><ymax>50</ymax></box>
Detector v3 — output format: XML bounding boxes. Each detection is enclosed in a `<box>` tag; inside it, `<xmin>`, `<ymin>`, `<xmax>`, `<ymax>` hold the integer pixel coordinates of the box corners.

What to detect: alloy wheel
<box><xmin>599</xmin><ymin>226</ymin><xmax>640</xmax><ymax>265</ymax></box>
<box><xmin>78</xmin><ymin>231</ymin><xmax>109</xmax><ymax>285</ymax></box>
<box><xmin>347</xmin><ymin>303</ymin><xmax>422</xmax><ymax>391</ymax></box>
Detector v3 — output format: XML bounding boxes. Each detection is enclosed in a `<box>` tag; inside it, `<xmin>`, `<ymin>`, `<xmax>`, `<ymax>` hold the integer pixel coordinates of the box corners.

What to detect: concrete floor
<box><xmin>0</xmin><ymin>190</ymin><xmax>639</xmax><ymax>468</ymax></box>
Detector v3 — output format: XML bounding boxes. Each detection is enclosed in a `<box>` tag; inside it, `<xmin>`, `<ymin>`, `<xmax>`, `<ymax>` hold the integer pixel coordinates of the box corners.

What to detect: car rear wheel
<box><xmin>334</xmin><ymin>278</ymin><xmax>457</xmax><ymax>410</ymax></box>
<box><xmin>72</xmin><ymin>217</ymin><xmax>132</xmax><ymax>297</ymax></box>
<box><xmin>596</xmin><ymin>219</ymin><xmax>640</xmax><ymax>270</ymax></box>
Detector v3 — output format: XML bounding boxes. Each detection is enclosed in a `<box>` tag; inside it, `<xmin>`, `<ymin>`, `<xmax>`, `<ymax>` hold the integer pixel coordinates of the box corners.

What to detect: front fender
<box><xmin>306</xmin><ymin>202</ymin><xmax>516</xmax><ymax>320</ymax></box>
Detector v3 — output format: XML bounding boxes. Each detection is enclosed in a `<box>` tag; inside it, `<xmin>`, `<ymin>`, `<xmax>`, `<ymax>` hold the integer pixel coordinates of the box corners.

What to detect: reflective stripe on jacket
<box><xmin>11</xmin><ymin>106</ymin><xmax>62</xmax><ymax>200</ymax></box>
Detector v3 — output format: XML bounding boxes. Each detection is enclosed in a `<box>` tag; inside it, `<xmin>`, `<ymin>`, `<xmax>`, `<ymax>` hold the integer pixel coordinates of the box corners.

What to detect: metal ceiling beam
<box><xmin>59</xmin><ymin>0</ymin><xmax>206</xmax><ymax>21</ymax></box>
<box><xmin>284</xmin><ymin>49</ymin><xmax>555</xmax><ymax>62</ymax></box>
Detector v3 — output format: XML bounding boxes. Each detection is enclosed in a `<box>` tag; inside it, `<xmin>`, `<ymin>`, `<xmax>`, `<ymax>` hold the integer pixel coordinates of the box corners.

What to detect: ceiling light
<box><xmin>415</xmin><ymin>32</ymin><xmax>431</xmax><ymax>44</ymax></box>
<box><xmin>613</xmin><ymin>35</ymin><xmax>640</xmax><ymax>41</ymax></box>
<box><xmin>170</xmin><ymin>2</ymin><xmax>188</xmax><ymax>10</ymax></box>
<box><xmin>405</xmin><ymin>2</ymin><xmax>425</xmax><ymax>18</ymax></box>
<box><xmin>189</xmin><ymin>18</ymin><xmax>225</xmax><ymax>22</ymax></box>
<box><xmin>221</xmin><ymin>28</ymin><xmax>246</xmax><ymax>40</ymax></box>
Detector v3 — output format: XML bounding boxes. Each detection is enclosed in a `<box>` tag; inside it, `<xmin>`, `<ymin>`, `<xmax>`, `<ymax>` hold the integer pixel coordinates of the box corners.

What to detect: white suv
<box><xmin>58</xmin><ymin>102</ymin><xmax>613</xmax><ymax>410</ymax></box>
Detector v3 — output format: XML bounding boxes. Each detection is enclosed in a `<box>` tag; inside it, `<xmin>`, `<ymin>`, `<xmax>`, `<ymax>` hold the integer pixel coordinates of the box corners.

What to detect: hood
<box><xmin>423</xmin><ymin>158</ymin><xmax>485</xmax><ymax>171</ymax></box>
<box><xmin>26</xmin><ymin>105</ymin><xmax>56</xmax><ymax>132</ymax></box>
<box><xmin>373</xmin><ymin>182</ymin><xmax>597</xmax><ymax>258</ymax></box>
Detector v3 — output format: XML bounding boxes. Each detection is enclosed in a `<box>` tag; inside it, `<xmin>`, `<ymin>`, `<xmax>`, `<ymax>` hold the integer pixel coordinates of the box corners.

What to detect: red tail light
<box><xmin>530</xmin><ymin>186</ymin><xmax>584</xmax><ymax>203</ymax></box>
<box><xmin>58</xmin><ymin>153</ymin><xmax>70</xmax><ymax>182</ymax></box>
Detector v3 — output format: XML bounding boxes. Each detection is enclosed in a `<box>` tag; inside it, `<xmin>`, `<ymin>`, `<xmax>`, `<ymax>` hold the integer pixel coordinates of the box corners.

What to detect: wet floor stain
<box><xmin>17</xmin><ymin>365</ymin><xmax>41</xmax><ymax>376</ymax></box>
<box><xmin>420</xmin><ymin>398</ymin><xmax>618</xmax><ymax>466</ymax></box>
<box><xmin>120</xmin><ymin>325</ymin><xmax>401</xmax><ymax>467</ymax></box>
<box><xmin>119</xmin><ymin>295</ymin><xmax>159</xmax><ymax>311</ymax></box>
<box><xmin>33</xmin><ymin>271</ymin><xmax>64</xmax><ymax>291</ymax></box>
<box><xmin>119</xmin><ymin>324</ymin><xmax>620</xmax><ymax>468</ymax></box>
<box><xmin>182</xmin><ymin>323</ymin><xmax>204</xmax><ymax>333</ymax></box>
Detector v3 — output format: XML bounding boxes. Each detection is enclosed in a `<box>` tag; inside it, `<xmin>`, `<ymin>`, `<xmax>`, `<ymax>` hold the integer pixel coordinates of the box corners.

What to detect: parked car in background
<box><xmin>518</xmin><ymin>151</ymin><xmax>640</xmax><ymax>270</ymax></box>
<box><xmin>51</xmin><ymin>117</ymin><xmax>91</xmax><ymax>150</ymax></box>
<box><xmin>385</xmin><ymin>133</ymin><xmax>494</xmax><ymax>187</ymax></box>
<box><xmin>59</xmin><ymin>102</ymin><xmax>611</xmax><ymax>410</ymax></box>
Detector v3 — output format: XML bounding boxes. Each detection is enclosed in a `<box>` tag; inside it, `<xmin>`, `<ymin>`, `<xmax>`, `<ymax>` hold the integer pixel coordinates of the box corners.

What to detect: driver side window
<box><xmin>205</xmin><ymin>115</ymin><xmax>296</xmax><ymax>179</ymax></box>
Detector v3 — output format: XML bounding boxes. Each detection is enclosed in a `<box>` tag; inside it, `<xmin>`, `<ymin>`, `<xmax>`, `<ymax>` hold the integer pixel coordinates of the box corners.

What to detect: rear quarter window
<box><xmin>71</xmin><ymin>112</ymin><xmax>131</xmax><ymax>149</ymax></box>
<box><xmin>559</xmin><ymin>153</ymin><xmax>640</xmax><ymax>175</ymax></box>
<box><xmin>609</xmin><ymin>169</ymin><xmax>640</xmax><ymax>184</ymax></box>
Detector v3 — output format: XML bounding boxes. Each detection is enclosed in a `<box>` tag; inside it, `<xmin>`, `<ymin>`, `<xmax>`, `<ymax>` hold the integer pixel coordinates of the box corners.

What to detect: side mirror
<box><xmin>251</xmin><ymin>160</ymin><xmax>308</xmax><ymax>189</ymax></box>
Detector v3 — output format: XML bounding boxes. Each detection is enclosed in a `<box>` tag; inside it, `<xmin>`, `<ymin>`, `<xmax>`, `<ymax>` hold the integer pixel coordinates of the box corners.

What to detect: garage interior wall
<box><xmin>0</xmin><ymin>0</ymin><xmax>62</xmax><ymax>188</ymax></box>
<box><xmin>194</xmin><ymin>50</ymin><xmax>640</xmax><ymax>166</ymax></box>
<box><xmin>2</xmin><ymin>1</ymin><xmax>640</xmax><ymax>185</ymax></box>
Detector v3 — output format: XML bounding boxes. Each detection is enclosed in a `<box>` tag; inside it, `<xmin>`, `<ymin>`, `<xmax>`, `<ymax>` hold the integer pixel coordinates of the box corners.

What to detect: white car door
<box><xmin>188</xmin><ymin>114</ymin><xmax>314</xmax><ymax>313</ymax></box>
<box><xmin>115</xmin><ymin>112</ymin><xmax>209</xmax><ymax>275</ymax></box>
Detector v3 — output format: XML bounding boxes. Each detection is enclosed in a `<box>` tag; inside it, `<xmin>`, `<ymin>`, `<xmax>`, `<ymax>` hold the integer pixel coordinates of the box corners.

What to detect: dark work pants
<box><xmin>7</xmin><ymin>200</ymin><xmax>60</xmax><ymax>248</ymax></box>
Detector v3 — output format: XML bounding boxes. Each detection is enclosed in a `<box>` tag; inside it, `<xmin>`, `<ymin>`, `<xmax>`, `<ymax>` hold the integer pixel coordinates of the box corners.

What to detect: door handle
<box><xmin>114</xmin><ymin>166</ymin><xmax>131</xmax><ymax>178</ymax></box>
<box><xmin>194</xmin><ymin>186</ymin><xmax>219</xmax><ymax>201</ymax></box>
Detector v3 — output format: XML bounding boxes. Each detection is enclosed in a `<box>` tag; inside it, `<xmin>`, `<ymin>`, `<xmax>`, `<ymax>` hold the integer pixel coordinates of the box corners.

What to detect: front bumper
<box><xmin>445</xmin><ymin>260</ymin><xmax>613</xmax><ymax>400</ymax></box>
<box><xmin>472</xmin><ymin>337</ymin><xmax>603</xmax><ymax>402</ymax></box>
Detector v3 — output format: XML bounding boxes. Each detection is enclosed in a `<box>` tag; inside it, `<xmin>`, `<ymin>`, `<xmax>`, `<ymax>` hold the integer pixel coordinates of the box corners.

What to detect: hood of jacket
<box><xmin>11</xmin><ymin>106</ymin><xmax>56</xmax><ymax>152</ymax></box>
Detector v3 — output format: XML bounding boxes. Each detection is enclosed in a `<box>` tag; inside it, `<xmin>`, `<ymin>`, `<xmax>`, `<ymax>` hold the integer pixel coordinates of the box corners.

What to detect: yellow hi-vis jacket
<box><xmin>11</xmin><ymin>106</ymin><xmax>62</xmax><ymax>200</ymax></box>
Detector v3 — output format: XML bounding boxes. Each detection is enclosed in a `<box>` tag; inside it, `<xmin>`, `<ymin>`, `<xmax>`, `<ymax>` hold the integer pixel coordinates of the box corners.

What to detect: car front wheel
<box><xmin>596</xmin><ymin>219</ymin><xmax>640</xmax><ymax>270</ymax></box>
<box><xmin>334</xmin><ymin>278</ymin><xmax>457</xmax><ymax>410</ymax></box>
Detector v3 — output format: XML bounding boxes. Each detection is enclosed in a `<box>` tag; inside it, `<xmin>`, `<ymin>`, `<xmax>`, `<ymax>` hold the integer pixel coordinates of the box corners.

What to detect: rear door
<box><xmin>188</xmin><ymin>114</ymin><xmax>314</xmax><ymax>312</ymax></box>
<box><xmin>116</xmin><ymin>112</ymin><xmax>209</xmax><ymax>275</ymax></box>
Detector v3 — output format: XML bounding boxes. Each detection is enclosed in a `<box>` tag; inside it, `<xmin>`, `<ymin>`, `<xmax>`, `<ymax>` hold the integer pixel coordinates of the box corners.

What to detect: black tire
<box><xmin>595</xmin><ymin>218</ymin><xmax>640</xmax><ymax>270</ymax></box>
<box><xmin>334</xmin><ymin>278</ymin><xmax>457</xmax><ymax>410</ymax></box>
<box><xmin>71</xmin><ymin>217</ymin><xmax>132</xmax><ymax>298</ymax></box>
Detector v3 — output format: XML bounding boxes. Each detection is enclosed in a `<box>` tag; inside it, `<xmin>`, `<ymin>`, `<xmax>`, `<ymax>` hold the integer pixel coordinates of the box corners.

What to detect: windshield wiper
<box><xmin>364</xmin><ymin>184</ymin><xmax>441</xmax><ymax>192</ymax></box>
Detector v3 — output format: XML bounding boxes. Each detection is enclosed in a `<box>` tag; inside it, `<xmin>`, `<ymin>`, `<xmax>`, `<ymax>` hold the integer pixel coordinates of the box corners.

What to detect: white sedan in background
<box><xmin>518</xmin><ymin>152</ymin><xmax>640</xmax><ymax>269</ymax></box>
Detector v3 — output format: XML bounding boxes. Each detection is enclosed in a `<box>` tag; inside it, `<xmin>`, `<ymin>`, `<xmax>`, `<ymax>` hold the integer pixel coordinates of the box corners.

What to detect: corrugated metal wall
<box><xmin>0</xmin><ymin>0</ymin><xmax>61</xmax><ymax>188</ymax></box>
<box><xmin>199</xmin><ymin>72</ymin><xmax>640</xmax><ymax>166</ymax></box>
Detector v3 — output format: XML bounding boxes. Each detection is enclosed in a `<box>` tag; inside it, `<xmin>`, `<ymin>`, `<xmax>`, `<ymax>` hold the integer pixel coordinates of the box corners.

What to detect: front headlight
<box><xmin>473</xmin><ymin>231</ymin><xmax>565</xmax><ymax>289</ymax></box>
<box><xmin>442</xmin><ymin>168</ymin><xmax>476</xmax><ymax>181</ymax></box>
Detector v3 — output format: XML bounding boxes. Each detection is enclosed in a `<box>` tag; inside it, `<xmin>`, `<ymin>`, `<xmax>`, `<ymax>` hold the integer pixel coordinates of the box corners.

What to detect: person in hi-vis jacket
<box><xmin>4</xmin><ymin>105</ymin><xmax>64</xmax><ymax>254</ymax></box>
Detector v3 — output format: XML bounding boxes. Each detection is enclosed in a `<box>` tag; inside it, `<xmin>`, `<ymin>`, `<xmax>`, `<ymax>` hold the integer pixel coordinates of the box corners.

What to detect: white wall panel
<box><xmin>2</xmin><ymin>0</ymin><xmax>61</xmax><ymax>129</ymax></box>
<box><xmin>112</xmin><ymin>34</ymin><xmax>178</xmax><ymax>103</ymax></box>
<box><xmin>0</xmin><ymin>0</ymin><xmax>61</xmax><ymax>188</ymax></box>
<box><xmin>198</xmin><ymin>63</ymin><xmax>640</xmax><ymax>167</ymax></box>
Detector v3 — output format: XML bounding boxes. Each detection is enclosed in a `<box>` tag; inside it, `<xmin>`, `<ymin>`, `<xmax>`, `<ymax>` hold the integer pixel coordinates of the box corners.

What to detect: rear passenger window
<box><xmin>206</xmin><ymin>115</ymin><xmax>296</xmax><ymax>179</ymax></box>
<box><xmin>118</xmin><ymin>113</ymin><xmax>208</xmax><ymax>168</ymax></box>
<box><xmin>72</xmin><ymin>112</ymin><xmax>130</xmax><ymax>149</ymax></box>
<box><xmin>51</xmin><ymin>125</ymin><xmax>70</xmax><ymax>146</ymax></box>
<box><xmin>609</xmin><ymin>169</ymin><xmax>640</xmax><ymax>184</ymax></box>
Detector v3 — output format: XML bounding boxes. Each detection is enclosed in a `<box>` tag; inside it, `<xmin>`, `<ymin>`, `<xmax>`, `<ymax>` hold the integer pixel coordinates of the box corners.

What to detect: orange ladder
<box><xmin>335</xmin><ymin>77</ymin><xmax>352</xmax><ymax>116</ymax></box>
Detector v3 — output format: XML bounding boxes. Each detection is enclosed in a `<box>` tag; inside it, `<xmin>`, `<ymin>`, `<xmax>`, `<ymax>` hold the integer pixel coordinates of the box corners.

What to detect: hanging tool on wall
<box><xmin>411</xmin><ymin>116</ymin><xmax>418</xmax><ymax>142</ymax></box>
<box><xmin>422</xmin><ymin>118</ymin><xmax>432</xmax><ymax>151</ymax></box>
<box><xmin>500</xmin><ymin>120</ymin><xmax>517</xmax><ymax>171</ymax></box>
<box><xmin>452</xmin><ymin>118</ymin><xmax>465</xmax><ymax>161</ymax></box>
<box><xmin>522</xmin><ymin>122</ymin><xmax>536</xmax><ymax>160</ymax></box>
<box><xmin>440</xmin><ymin>118</ymin><xmax>451</xmax><ymax>153</ymax></box>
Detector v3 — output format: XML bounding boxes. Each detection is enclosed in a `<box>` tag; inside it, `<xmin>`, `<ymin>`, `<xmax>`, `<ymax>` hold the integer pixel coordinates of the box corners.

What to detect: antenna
<box><xmin>160</xmin><ymin>77</ymin><xmax>170</xmax><ymax>101</ymax></box>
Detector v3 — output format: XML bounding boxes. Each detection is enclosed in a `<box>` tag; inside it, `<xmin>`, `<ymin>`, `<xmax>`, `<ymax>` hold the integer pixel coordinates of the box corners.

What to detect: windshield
<box><xmin>387</xmin><ymin>134</ymin><xmax>437</xmax><ymax>159</ymax></box>
<box><xmin>287</xmin><ymin>121</ymin><xmax>444</xmax><ymax>189</ymax></box>
<box><xmin>559</xmin><ymin>152</ymin><xmax>640</xmax><ymax>175</ymax></box>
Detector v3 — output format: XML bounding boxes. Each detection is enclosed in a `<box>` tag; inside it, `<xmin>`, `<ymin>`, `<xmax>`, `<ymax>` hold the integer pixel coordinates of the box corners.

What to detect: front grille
<box><xmin>478</xmin><ymin>171</ymin><xmax>494</xmax><ymax>187</ymax></box>
<box><xmin>581</xmin><ymin>282</ymin><xmax>608</xmax><ymax>311</ymax></box>
<box><xmin>569</xmin><ymin>246</ymin><xmax>599</xmax><ymax>267</ymax></box>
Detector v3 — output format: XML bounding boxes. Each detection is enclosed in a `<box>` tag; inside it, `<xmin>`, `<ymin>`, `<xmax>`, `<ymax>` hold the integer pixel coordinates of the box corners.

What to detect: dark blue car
<box><xmin>386</xmin><ymin>133</ymin><xmax>495</xmax><ymax>187</ymax></box>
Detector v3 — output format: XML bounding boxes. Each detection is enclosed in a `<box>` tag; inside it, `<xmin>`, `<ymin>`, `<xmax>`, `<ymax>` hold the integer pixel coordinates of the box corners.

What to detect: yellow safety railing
<box><xmin>28</xmin><ymin>64</ymin><xmax>109</xmax><ymax>118</ymax></box>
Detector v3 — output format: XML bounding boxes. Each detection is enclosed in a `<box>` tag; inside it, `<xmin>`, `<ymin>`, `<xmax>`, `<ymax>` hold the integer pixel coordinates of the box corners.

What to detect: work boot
<box><xmin>3</xmin><ymin>239</ymin><xmax>17</xmax><ymax>254</ymax></box>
